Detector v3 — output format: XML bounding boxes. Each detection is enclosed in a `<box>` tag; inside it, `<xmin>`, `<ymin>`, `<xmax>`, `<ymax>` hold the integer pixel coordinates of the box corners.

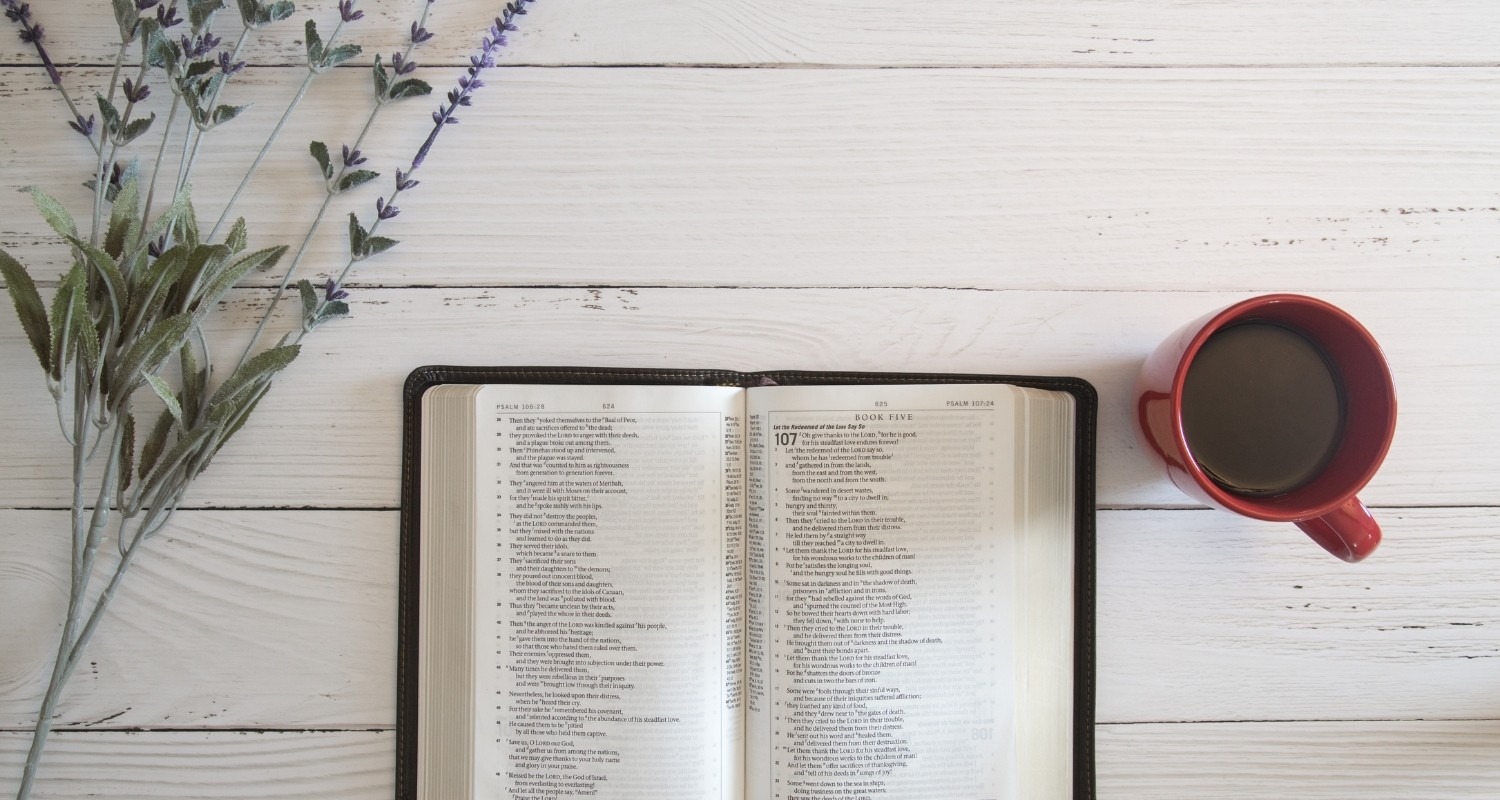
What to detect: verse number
<box><xmin>775</xmin><ymin>432</ymin><xmax>797</xmax><ymax>446</ymax></box>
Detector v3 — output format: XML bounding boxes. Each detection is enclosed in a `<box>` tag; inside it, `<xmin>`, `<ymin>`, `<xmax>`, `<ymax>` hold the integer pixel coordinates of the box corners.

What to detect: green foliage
<box><xmin>388</xmin><ymin>79</ymin><xmax>432</xmax><ymax>101</ymax></box>
<box><xmin>0</xmin><ymin>249</ymin><xmax>52</xmax><ymax>374</ymax></box>
<box><xmin>309</xmin><ymin>140</ymin><xmax>333</xmax><ymax>180</ymax></box>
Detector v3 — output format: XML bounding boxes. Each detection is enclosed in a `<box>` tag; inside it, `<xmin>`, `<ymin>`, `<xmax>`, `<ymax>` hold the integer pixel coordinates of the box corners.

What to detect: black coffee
<box><xmin>1180</xmin><ymin>322</ymin><xmax>1344</xmax><ymax>495</ymax></box>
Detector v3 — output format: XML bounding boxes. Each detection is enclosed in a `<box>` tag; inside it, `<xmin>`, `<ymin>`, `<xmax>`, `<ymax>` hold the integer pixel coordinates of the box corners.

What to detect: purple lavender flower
<box><xmin>342</xmin><ymin>145</ymin><xmax>366</xmax><ymax>167</ymax></box>
<box><xmin>181</xmin><ymin>32</ymin><xmax>221</xmax><ymax>58</ymax></box>
<box><xmin>394</xmin><ymin>169</ymin><xmax>418</xmax><ymax>191</ymax></box>
<box><xmin>3</xmin><ymin>0</ymin><xmax>62</xmax><ymax>85</ymax></box>
<box><xmin>408</xmin><ymin>2</ymin><xmax>533</xmax><ymax>173</ymax></box>
<box><xmin>322</xmin><ymin>278</ymin><xmax>349</xmax><ymax>302</ymax></box>
<box><xmin>68</xmin><ymin>113</ymin><xmax>95</xmax><ymax>137</ymax></box>
<box><xmin>375</xmin><ymin>197</ymin><xmax>399</xmax><ymax>220</ymax></box>
<box><xmin>338</xmin><ymin>0</ymin><xmax>363</xmax><ymax>22</ymax></box>
<box><xmin>218</xmin><ymin>51</ymin><xmax>246</xmax><ymax>75</ymax></box>
<box><xmin>391</xmin><ymin>51</ymin><xmax>418</xmax><ymax>75</ymax></box>
<box><xmin>410</xmin><ymin>20</ymin><xmax>433</xmax><ymax>43</ymax></box>
<box><xmin>123</xmin><ymin>77</ymin><xmax>151</xmax><ymax>103</ymax></box>
<box><xmin>156</xmin><ymin>3</ymin><xmax>182</xmax><ymax>28</ymax></box>
<box><xmin>135</xmin><ymin>0</ymin><xmax>160</xmax><ymax>10</ymax></box>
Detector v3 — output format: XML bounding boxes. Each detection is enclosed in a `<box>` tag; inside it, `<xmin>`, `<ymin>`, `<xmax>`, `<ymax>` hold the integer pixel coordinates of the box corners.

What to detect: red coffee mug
<box><xmin>1134</xmin><ymin>294</ymin><xmax>1397</xmax><ymax>562</ymax></box>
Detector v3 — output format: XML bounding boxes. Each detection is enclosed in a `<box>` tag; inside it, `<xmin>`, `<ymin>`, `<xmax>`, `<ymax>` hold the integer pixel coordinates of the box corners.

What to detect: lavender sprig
<box><xmin>3</xmin><ymin>0</ymin><xmax>100</xmax><ymax>153</ymax></box>
<box><xmin>329</xmin><ymin>1</ymin><xmax>534</xmax><ymax>307</ymax></box>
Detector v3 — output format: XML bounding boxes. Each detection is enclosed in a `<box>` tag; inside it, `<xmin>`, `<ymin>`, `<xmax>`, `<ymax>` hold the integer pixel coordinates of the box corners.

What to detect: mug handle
<box><xmin>1294</xmin><ymin>498</ymin><xmax>1381</xmax><ymax>562</ymax></box>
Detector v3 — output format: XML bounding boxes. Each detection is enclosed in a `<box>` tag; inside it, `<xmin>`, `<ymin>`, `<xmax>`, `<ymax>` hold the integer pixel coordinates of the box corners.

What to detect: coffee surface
<box><xmin>1181</xmin><ymin>322</ymin><xmax>1344</xmax><ymax>495</ymax></box>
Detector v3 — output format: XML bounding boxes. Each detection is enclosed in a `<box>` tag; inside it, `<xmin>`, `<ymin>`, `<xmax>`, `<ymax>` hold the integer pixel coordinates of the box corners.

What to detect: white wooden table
<box><xmin>3</xmin><ymin>1</ymin><xmax>1499</xmax><ymax>797</ymax></box>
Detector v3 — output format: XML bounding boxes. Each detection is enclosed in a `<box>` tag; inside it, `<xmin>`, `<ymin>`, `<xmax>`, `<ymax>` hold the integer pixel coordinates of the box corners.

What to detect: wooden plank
<box><xmin>1098</xmin><ymin>720</ymin><xmax>1500</xmax><ymax>799</ymax></box>
<box><xmin>5</xmin><ymin>0</ymin><xmax>1500</xmax><ymax>67</ymax></box>
<box><xmin>0</xmin><ymin>511</ymin><xmax>396</xmax><ymax>730</ymax></box>
<box><xmin>1096</xmin><ymin>508</ymin><xmax>1500</xmax><ymax>724</ymax></box>
<box><xmin>2</xmin><ymin>68</ymin><xmax>1499</xmax><ymax>290</ymax></box>
<box><xmin>3</xmin><ymin>509</ymin><xmax>1497</xmax><ymax>729</ymax></box>
<box><xmin>0</xmin><ymin>730</ymin><xmax>392</xmax><ymax>799</ymax></box>
<box><xmin>4</xmin><ymin>720</ymin><xmax>1496</xmax><ymax>799</ymax></box>
<box><xmin>0</xmin><ymin>286</ymin><xmax>1493</xmax><ymax>509</ymax></box>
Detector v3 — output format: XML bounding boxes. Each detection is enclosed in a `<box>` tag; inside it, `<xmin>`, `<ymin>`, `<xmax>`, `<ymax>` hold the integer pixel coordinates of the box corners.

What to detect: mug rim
<box><xmin>1166</xmin><ymin>293</ymin><xmax>1397</xmax><ymax>521</ymax></box>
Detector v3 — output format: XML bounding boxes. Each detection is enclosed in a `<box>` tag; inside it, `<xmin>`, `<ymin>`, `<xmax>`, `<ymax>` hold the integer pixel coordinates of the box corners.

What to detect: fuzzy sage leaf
<box><xmin>209</xmin><ymin>343</ymin><xmax>299</xmax><ymax>409</ymax></box>
<box><xmin>0</xmin><ymin>249</ymin><xmax>53</xmax><ymax>374</ymax></box>
<box><xmin>47</xmin><ymin>264</ymin><xmax>86</xmax><ymax>380</ymax></box>
<box><xmin>24</xmin><ymin>186</ymin><xmax>79</xmax><ymax>239</ymax></box>
<box><xmin>110</xmin><ymin>312</ymin><xmax>193</xmax><ymax>400</ymax></box>
<box><xmin>337</xmin><ymin>169</ymin><xmax>379</xmax><ymax>193</ymax></box>
<box><xmin>145</xmin><ymin>373</ymin><xmax>185</xmax><ymax>427</ymax></box>
<box><xmin>309</xmin><ymin>141</ymin><xmax>333</xmax><ymax>180</ymax></box>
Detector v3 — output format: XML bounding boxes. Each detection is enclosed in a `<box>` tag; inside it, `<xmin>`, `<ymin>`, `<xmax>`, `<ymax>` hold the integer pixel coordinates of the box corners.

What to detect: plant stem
<box><xmin>208</xmin><ymin>19</ymin><xmax>347</xmax><ymax>241</ymax></box>
<box><xmin>90</xmin><ymin>40</ymin><xmax>131</xmax><ymax>246</ymax></box>
<box><xmin>141</xmin><ymin>94</ymin><xmax>183</xmax><ymax>230</ymax></box>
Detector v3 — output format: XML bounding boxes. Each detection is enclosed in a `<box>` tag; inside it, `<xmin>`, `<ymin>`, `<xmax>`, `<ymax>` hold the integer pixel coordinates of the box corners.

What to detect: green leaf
<box><xmin>372</xmin><ymin>55</ymin><xmax>389</xmax><ymax>99</ymax></box>
<box><xmin>145</xmin><ymin>373</ymin><xmax>184</xmax><ymax>427</ymax></box>
<box><xmin>304</xmin><ymin>19</ymin><xmax>323</xmax><ymax>65</ymax></box>
<box><xmin>336</xmin><ymin>169</ymin><xmax>379</xmax><ymax>193</ymax></box>
<box><xmin>48</xmin><ymin>264</ymin><xmax>86</xmax><ymax>380</ymax></box>
<box><xmin>308</xmin><ymin>140</ymin><xmax>333</xmax><ymax>180</ymax></box>
<box><xmin>346</xmin><ymin>213</ymin><xmax>367</xmax><ymax>258</ymax></box>
<box><xmin>210</xmin><ymin>343</ymin><xmax>299</xmax><ymax>408</ymax></box>
<box><xmin>235</xmin><ymin>0</ymin><xmax>259</xmax><ymax>26</ymax></box>
<box><xmin>78</xmin><ymin>308</ymin><xmax>100</xmax><ymax>374</ymax></box>
<box><xmin>211</xmin><ymin>379</ymin><xmax>271</xmax><ymax>456</ymax></box>
<box><xmin>141</xmin><ymin>423</ymin><xmax>214</xmax><ymax>492</ymax></box>
<box><xmin>265</xmin><ymin>0</ymin><xmax>295</xmax><ymax>22</ymax></box>
<box><xmin>138</xmin><ymin>409</ymin><xmax>173</xmax><ymax>480</ymax></box>
<box><xmin>170</xmin><ymin>243</ymin><xmax>231</xmax><ymax>316</ymax></box>
<box><xmin>112</xmin><ymin>0</ymin><xmax>140</xmax><ymax>38</ymax></box>
<box><xmin>322</xmin><ymin>43</ymin><xmax>361</xmax><ymax>69</ymax></box>
<box><xmin>225</xmin><ymin>217</ymin><xmax>249</xmax><ymax>254</ymax></box>
<box><xmin>180</xmin><ymin>342</ymin><xmax>205</xmax><ymax>424</ymax></box>
<box><xmin>111</xmin><ymin>312</ymin><xmax>193</xmax><ymax>398</ymax></box>
<box><xmin>188</xmin><ymin>0</ymin><xmax>226</xmax><ymax>30</ymax></box>
<box><xmin>0</xmin><ymin>250</ymin><xmax>52</xmax><ymax>374</ymax></box>
<box><xmin>66</xmin><ymin>236</ymin><xmax>130</xmax><ymax>328</ymax></box>
<box><xmin>210</xmin><ymin>104</ymin><xmax>248</xmax><ymax>127</ymax></box>
<box><xmin>186</xmin><ymin>59</ymin><xmax>217</xmax><ymax>79</ymax></box>
<box><xmin>174</xmin><ymin>193</ymin><xmax>202</xmax><ymax>249</ymax></box>
<box><xmin>363</xmin><ymin>235</ymin><xmax>398</xmax><ymax>257</ymax></box>
<box><xmin>126</xmin><ymin>245</ymin><xmax>187</xmax><ymax>331</ymax></box>
<box><xmin>118</xmin><ymin>412</ymin><xmax>136</xmax><ymax>494</ymax></box>
<box><xmin>97</xmin><ymin>94</ymin><xmax>123</xmax><ymax>135</ymax></box>
<box><xmin>141</xmin><ymin>185</ymin><xmax>193</xmax><ymax>257</ymax></box>
<box><xmin>194</xmin><ymin>245</ymin><xmax>286</xmax><ymax>317</ymax></box>
<box><xmin>145</xmin><ymin>26</ymin><xmax>179</xmax><ymax>71</ymax></box>
<box><xmin>297</xmin><ymin>279</ymin><xmax>318</xmax><ymax>325</ymax></box>
<box><xmin>23</xmin><ymin>186</ymin><xmax>79</xmax><ymax>239</ymax></box>
<box><xmin>313</xmin><ymin>300</ymin><xmax>349</xmax><ymax>327</ymax></box>
<box><xmin>119</xmin><ymin>113</ymin><xmax>156</xmax><ymax>145</ymax></box>
<box><xmin>105</xmin><ymin>176</ymin><xmax>142</xmax><ymax>259</ymax></box>
<box><xmin>387</xmin><ymin>78</ymin><xmax>432</xmax><ymax>101</ymax></box>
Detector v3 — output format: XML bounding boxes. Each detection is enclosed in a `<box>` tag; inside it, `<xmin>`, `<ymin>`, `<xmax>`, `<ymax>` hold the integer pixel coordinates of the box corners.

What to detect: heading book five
<box><xmin>398</xmin><ymin>367</ymin><xmax>1097</xmax><ymax>799</ymax></box>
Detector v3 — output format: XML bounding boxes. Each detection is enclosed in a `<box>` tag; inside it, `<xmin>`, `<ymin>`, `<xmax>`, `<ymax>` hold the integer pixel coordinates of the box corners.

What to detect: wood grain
<box><xmin>5</xmin><ymin>721</ymin><xmax>1497</xmax><ymax>799</ymax></box>
<box><xmin>4</xmin><ymin>509</ymin><xmax>1496</xmax><ymax>730</ymax></box>
<box><xmin>1097</xmin><ymin>720</ymin><xmax>1500</xmax><ymax>799</ymax></box>
<box><xmin>5</xmin><ymin>0</ymin><xmax>1499</xmax><ymax>67</ymax></box>
<box><xmin>0</xmin><ymin>511</ymin><xmax>396</xmax><ymax>730</ymax></box>
<box><xmin>0</xmin><ymin>730</ymin><xmax>393</xmax><ymax>799</ymax></box>
<box><xmin>2</xmin><ymin>68</ymin><xmax>1498</xmax><ymax>290</ymax></box>
<box><xmin>0</xmin><ymin>287</ymin><xmax>1492</xmax><ymax>509</ymax></box>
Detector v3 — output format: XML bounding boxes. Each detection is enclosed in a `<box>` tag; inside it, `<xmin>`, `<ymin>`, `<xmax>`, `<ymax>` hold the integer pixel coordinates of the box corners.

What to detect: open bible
<box><xmin>398</xmin><ymin>368</ymin><xmax>1096</xmax><ymax>800</ymax></box>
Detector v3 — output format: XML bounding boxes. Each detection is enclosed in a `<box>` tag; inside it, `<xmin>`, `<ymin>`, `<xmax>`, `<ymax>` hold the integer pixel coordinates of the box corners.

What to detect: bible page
<box><xmin>470</xmin><ymin>384</ymin><xmax>746</xmax><ymax>800</ymax></box>
<box><xmin>746</xmin><ymin>383</ymin><xmax>1026</xmax><ymax>800</ymax></box>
